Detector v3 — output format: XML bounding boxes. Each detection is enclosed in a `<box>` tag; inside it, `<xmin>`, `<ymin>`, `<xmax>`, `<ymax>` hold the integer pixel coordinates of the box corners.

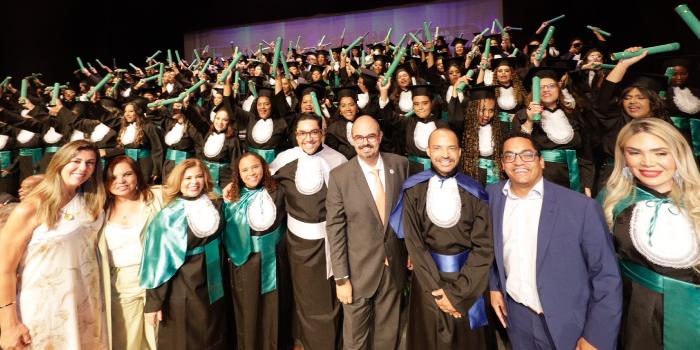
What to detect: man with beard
<box><xmin>389</xmin><ymin>128</ymin><xmax>493</xmax><ymax>349</ymax></box>
<box><xmin>326</xmin><ymin>116</ymin><xmax>409</xmax><ymax>349</ymax></box>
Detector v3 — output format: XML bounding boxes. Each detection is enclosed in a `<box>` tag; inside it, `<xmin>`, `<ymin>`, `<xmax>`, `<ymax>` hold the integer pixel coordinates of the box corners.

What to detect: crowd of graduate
<box><xmin>0</xmin><ymin>5</ymin><xmax>699</xmax><ymax>350</ymax></box>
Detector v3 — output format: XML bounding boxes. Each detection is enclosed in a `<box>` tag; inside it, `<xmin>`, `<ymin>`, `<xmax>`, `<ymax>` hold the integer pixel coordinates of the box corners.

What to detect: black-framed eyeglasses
<box><xmin>295</xmin><ymin>129</ymin><xmax>323</xmax><ymax>138</ymax></box>
<box><xmin>352</xmin><ymin>134</ymin><xmax>379</xmax><ymax>143</ymax></box>
<box><xmin>502</xmin><ymin>150</ymin><xmax>539</xmax><ymax>163</ymax></box>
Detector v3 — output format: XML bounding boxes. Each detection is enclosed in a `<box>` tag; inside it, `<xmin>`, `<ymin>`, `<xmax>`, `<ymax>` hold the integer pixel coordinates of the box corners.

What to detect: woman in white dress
<box><xmin>98</xmin><ymin>155</ymin><xmax>163</xmax><ymax>349</ymax></box>
<box><xmin>0</xmin><ymin>139</ymin><xmax>107</xmax><ymax>350</ymax></box>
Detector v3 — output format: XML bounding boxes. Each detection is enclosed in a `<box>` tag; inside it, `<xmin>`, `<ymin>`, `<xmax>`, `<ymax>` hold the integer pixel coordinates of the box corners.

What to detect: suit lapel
<box><xmin>492</xmin><ymin>184</ymin><xmax>507</xmax><ymax>289</ymax></box>
<box><xmin>536</xmin><ymin>180</ymin><xmax>558</xmax><ymax>271</ymax></box>
<box><xmin>382</xmin><ymin>154</ymin><xmax>395</xmax><ymax>232</ymax></box>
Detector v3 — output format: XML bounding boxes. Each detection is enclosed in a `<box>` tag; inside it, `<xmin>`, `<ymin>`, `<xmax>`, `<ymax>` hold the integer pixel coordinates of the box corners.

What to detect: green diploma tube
<box><xmin>167</xmin><ymin>49</ymin><xmax>173</xmax><ymax>65</ymax></box>
<box><xmin>147</xmin><ymin>97</ymin><xmax>181</xmax><ymax>109</ymax></box>
<box><xmin>248</xmin><ymin>81</ymin><xmax>258</xmax><ymax>98</ymax></box>
<box><xmin>384</xmin><ymin>27</ymin><xmax>392</xmax><ymax>43</ymax></box>
<box><xmin>193</xmin><ymin>49</ymin><xmax>200</xmax><ymax>62</ymax></box>
<box><xmin>20</xmin><ymin>79</ymin><xmax>28</xmax><ymax>102</ymax></box>
<box><xmin>536</xmin><ymin>26</ymin><xmax>556</xmax><ymax>62</ymax></box>
<box><xmin>280</xmin><ymin>50</ymin><xmax>290</xmax><ymax>79</ymax></box>
<box><xmin>394</xmin><ymin>33</ymin><xmax>407</xmax><ymax>55</ymax></box>
<box><xmin>219</xmin><ymin>52</ymin><xmax>243</xmax><ymax>83</ymax></box>
<box><xmin>610</xmin><ymin>43</ymin><xmax>680</xmax><ymax>61</ymax></box>
<box><xmin>77</xmin><ymin>57</ymin><xmax>85</xmax><ymax>70</ymax></box>
<box><xmin>142</xmin><ymin>75</ymin><xmax>159</xmax><ymax>83</ymax></box>
<box><xmin>200</xmin><ymin>58</ymin><xmax>212</xmax><ymax>73</ymax></box>
<box><xmin>310</xmin><ymin>91</ymin><xmax>322</xmax><ymax>117</ymax></box>
<box><xmin>51</xmin><ymin>83</ymin><xmax>60</xmax><ymax>105</ymax></box>
<box><xmin>271</xmin><ymin>37</ymin><xmax>283</xmax><ymax>78</ymax></box>
<box><xmin>423</xmin><ymin>21</ymin><xmax>432</xmax><ymax>43</ymax></box>
<box><xmin>593</xmin><ymin>63</ymin><xmax>616</xmax><ymax>70</ymax></box>
<box><xmin>111</xmin><ymin>78</ymin><xmax>121</xmax><ymax>97</ymax></box>
<box><xmin>146</xmin><ymin>50</ymin><xmax>162</xmax><ymax>62</ymax></box>
<box><xmin>158</xmin><ymin>63</ymin><xmax>165</xmax><ymax>86</ymax></box>
<box><xmin>494</xmin><ymin>19</ymin><xmax>505</xmax><ymax>33</ymax></box>
<box><xmin>344</xmin><ymin>36</ymin><xmax>365</xmax><ymax>54</ymax></box>
<box><xmin>408</xmin><ymin>32</ymin><xmax>423</xmax><ymax>48</ymax></box>
<box><xmin>405</xmin><ymin>110</ymin><xmax>415</xmax><ymax>117</ymax></box>
<box><xmin>586</xmin><ymin>25</ymin><xmax>611</xmax><ymax>37</ymax></box>
<box><xmin>234</xmin><ymin>71</ymin><xmax>241</xmax><ymax>92</ymax></box>
<box><xmin>179</xmin><ymin>79</ymin><xmax>207</xmax><ymax>100</ymax></box>
<box><xmin>532</xmin><ymin>76</ymin><xmax>541</xmax><ymax>121</ymax></box>
<box><xmin>665</xmin><ymin>67</ymin><xmax>675</xmax><ymax>83</ymax></box>
<box><xmin>175</xmin><ymin>50</ymin><xmax>182</xmax><ymax>64</ymax></box>
<box><xmin>95</xmin><ymin>59</ymin><xmax>107</xmax><ymax>68</ymax></box>
<box><xmin>482</xmin><ymin>39</ymin><xmax>492</xmax><ymax>64</ymax></box>
<box><xmin>129</xmin><ymin>63</ymin><xmax>140</xmax><ymax>71</ymax></box>
<box><xmin>87</xmin><ymin>62</ymin><xmax>94</xmax><ymax>70</ymax></box>
<box><xmin>146</xmin><ymin>63</ymin><xmax>159</xmax><ymax>70</ymax></box>
<box><xmin>0</xmin><ymin>76</ymin><xmax>11</xmax><ymax>88</ymax></box>
<box><xmin>546</xmin><ymin>14</ymin><xmax>565</xmax><ymax>24</ymax></box>
<box><xmin>257</xmin><ymin>43</ymin><xmax>263</xmax><ymax>61</ymax></box>
<box><xmin>382</xmin><ymin>48</ymin><xmax>407</xmax><ymax>86</ymax></box>
<box><xmin>675</xmin><ymin>4</ymin><xmax>700</xmax><ymax>41</ymax></box>
<box><xmin>510</xmin><ymin>48</ymin><xmax>519</xmax><ymax>57</ymax></box>
<box><xmin>86</xmin><ymin>73</ymin><xmax>114</xmax><ymax>99</ymax></box>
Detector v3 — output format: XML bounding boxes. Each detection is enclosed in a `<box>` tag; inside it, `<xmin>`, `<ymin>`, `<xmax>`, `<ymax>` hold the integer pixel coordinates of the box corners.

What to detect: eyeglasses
<box><xmin>295</xmin><ymin>129</ymin><xmax>323</xmax><ymax>138</ymax></box>
<box><xmin>540</xmin><ymin>83</ymin><xmax>558</xmax><ymax>91</ymax></box>
<box><xmin>502</xmin><ymin>150</ymin><xmax>539</xmax><ymax>163</ymax></box>
<box><xmin>352</xmin><ymin>134</ymin><xmax>379</xmax><ymax>143</ymax></box>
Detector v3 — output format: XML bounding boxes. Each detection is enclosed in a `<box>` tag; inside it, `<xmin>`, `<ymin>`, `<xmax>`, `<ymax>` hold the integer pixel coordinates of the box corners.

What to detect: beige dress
<box><xmin>17</xmin><ymin>193</ymin><xmax>107</xmax><ymax>349</ymax></box>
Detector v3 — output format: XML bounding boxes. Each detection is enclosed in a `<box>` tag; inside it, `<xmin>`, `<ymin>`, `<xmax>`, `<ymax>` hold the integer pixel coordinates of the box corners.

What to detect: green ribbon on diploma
<box><xmin>139</xmin><ymin>198</ymin><xmax>224</xmax><ymax>304</ymax></box>
<box><xmin>223</xmin><ymin>187</ymin><xmax>284</xmax><ymax>294</ymax></box>
<box><xmin>478</xmin><ymin>158</ymin><xmax>500</xmax><ymax>184</ymax></box>
<box><xmin>248</xmin><ymin>146</ymin><xmax>277</xmax><ymax>164</ymax></box>
<box><xmin>620</xmin><ymin>259</ymin><xmax>700</xmax><ymax>350</ymax></box>
<box><xmin>540</xmin><ymin>149</ymin><xmax>581</xmax><ymax>192</ymax></box>
<box><xmin>408</xmin><ymin>154</ymin><xmax>431</xmax><ymax>170</ymax></box>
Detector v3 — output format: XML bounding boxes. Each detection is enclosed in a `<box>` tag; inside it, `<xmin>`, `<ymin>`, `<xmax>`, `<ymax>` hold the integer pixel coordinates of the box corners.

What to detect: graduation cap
<box><xmin>315</xmin><ymin>49</ymin><xmax>330</xmax><ymax>57</ymax></box>
<box><xmin>621</xmin><ymin>72</ymin><xmax>668</xmax><ymax>93</ymax></box>
<box><xmin>523</xmin><ymin>65</ymin><xmax>570</xmax><ymax>89</ymax></box>
<box><xmin>367</xmin><ymin>42</ymin><xmax>386</xmax><ymax>51</ymax></box>
<box><xmin>444</xmin><ymin>57</ymin><xmax>466</xmax><ymax>74</ymax></box>
<box><xmin>372</xmin><ymin>55</ymin><xmax>389</xmax><ymax>64</ymax></box>
<box><xmin>139</xmin><ymin>85</ymin><xmax>160</xmax><ymax>96</ymax></box>
<box><xmin>395</xmin><ymin>62</ymin><xmax>414</xmax><ymax>77</ymax></box>
<box><xmin>467</xmin><ymin>85</ymin><xmax>496</xmax><ymax>100</ymax></box>
<box><xmin>256</xmin><ymin>86</ymin><xmax>275</xmax><ymax>98</ymax></box>
<box><xmin>409</xmin><ymin>84</ymin><xmax>436</xmax><ymax>99</ymax></box>
<box><xmin>663</xmin><ymin>55</ymin><xmax>700</xmax><ymax>71</ymax></box>
<box><xmin>493</xmin><ymin>56</ymin><xmax>517</xmax><ymax>69</ymax></box>
<box><xmin>435</xmin><ymin>44</ymin><xmax>449</xmax><ymax>53</ymax></box>
<box><xmin>333</xmin><ymin>85</ymin><xmax>359</xmax><ymax>101</ymax></box>
<box><xmin>451</xmin><ymin>37</ymin><xmax>468</xmax><ymax>47</ymax></box>
<box><xmin>309</xmin><ymin>64</ymin><xmax>325</xmax><ymax>74</ymax></box>
<box><xmin>331</xmin><ymin>46</ymin><xmax>347</xmax><ymax>54</ymax></box>
<box><xmin>295</xmin><ymin>83</ymin><xmax>327</xmax><ymax>100</ymax></box>
<box><xmin>360</xmin><ymin>68</ymin><xmax>378</xmax><ymax>84</ymax></box>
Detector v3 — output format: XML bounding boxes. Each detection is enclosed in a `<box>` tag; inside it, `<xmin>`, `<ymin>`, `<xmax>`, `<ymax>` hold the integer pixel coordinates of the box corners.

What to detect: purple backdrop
<box><xmin>184</xmin><ymin>0</ymin><xmax>502</xmax><ymax>59</ymax></box>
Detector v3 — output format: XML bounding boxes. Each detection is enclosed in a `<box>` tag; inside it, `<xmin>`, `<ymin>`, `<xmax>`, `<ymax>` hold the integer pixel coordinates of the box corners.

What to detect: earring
<box><xmin>622</xmin><ymin>166</ymin><xmax>633</xmax><ymax>181</ymax></box>
<box><xmin>673</xmin><ymin>170</ymin><xmax>683</xmax><ymax>188</ymax></box>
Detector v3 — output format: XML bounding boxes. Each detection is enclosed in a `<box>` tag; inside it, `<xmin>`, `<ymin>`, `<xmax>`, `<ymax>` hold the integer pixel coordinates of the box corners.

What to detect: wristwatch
<box><xmin>335</xmin><ymin>277</ymin><xmax>349</xmax><ymax>286</ymax></box>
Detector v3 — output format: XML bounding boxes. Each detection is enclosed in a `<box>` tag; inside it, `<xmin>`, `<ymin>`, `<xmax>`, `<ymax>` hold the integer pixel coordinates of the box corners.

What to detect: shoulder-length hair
<box><xmin>603</xmin><ymin>118</ymin><xmax>700</xmax><ymax>243</ymax></box>
<box><xmin>163</xmin><ymin>158</ymin><xmax>219</xmax><ymax>204</ymax></box>
<box><xmin>103</xmin><ymin>155</ymin><xmax>154</xmax><ymax>211</ymax></box>
<box><xmin>207</xmin><ymin>108</ymin><xmax>236</xmax><ymax>139</ymax></box>
<box><xmin>228</xmin><ymin>152</ymin><xmax>278</xmax><ymax>202</ymax></box>
<box><xmin>28</xmin><ymin>140</ymin><xmax>106</xmax><ymax>229</ymax></box>
<box><xmin>618</xmin><ymin>85</ymin><xmax>669</xmax><ymax>121</ymax></box>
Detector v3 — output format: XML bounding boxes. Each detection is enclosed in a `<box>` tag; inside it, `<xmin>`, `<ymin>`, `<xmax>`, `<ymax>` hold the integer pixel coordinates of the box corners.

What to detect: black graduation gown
<box><xmin>612</xmin><ymin>186</ymin><xmax>700</xmax><ymax>350</ymax></box>
<box><xmin>665</xmin><ymin>85</ymin><xmax>700</xmax><ymax>157</ymax></box>
<box><xmin>162</xmin><ymin>118</ymin><xmax>203</xmax><ymax>179</ymax></box>
<box><xmin>402</xmin><ymin>179</ymin><xmax>493</xmax><ymax>349</ymax></box>
<box><xmin>228</xmin><ymin>95</ymin><xmax>289</xmax><ymax>152</ymax></box>
<box><xmin>512</xmin><ymin>107</ymin><xmax>589</xmax><ymax>191</ymax></box>
<box><xmin>144</xmin><ymin>197</ymin><xmax>228</xmax><ymax>350</ymax></box>
<box><xmin>0</xmin><ymin>108</ymin><xmax>53</xmax><ymax>181</ymax></box>
<box><xmin>273</xmin><ymin>159</ymin><xmax>342</xmax><ymax>350</ymax></box>
<box><xmin>379</xmin><ymin>102</ymin><xmax>449</xmax><ymax>174</ymax></box>
<box><xmin>228</xmin><ymin>188</ymin><xmax>293</xmax><ymax>350</ymax></box>
<box><xmin>120</xmin><ymin>121</ymin><xmax>164</xmax><ymax>182</ymax></box>
<box><xmin>324</xmin><ymin>118</ymin><xmax>356</xmax><ymax>159</ymax></box>
<box><xmin>0</xmin><ymin>123</ymin><xmax>18</xmax><ymax>195</ymax></box>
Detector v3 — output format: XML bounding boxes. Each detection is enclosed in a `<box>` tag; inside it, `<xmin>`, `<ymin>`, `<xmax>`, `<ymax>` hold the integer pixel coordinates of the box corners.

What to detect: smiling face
<box><xmin>238</xmin><ymin>154</ymin><xmax>264</xmax><ymax>189</ymax></box>
<box><xmin>300</xmin><ymin>94</ymin><xmax>314</xmax><ymax>113</ymax></box>
<box><xmin>109</xmin><ymin>161</ymin><xmax>138</xmax><ymax>199</ymax></box>
<box><xmin>179</xmin><ymin>166</ymin><xmax>205</xmax><ymax>198</ymax></box>
<box><xmin>586</xmin><ymin>50</ymin><xmax>603</xmax><ymax>64</ymax></box>
<box><xmin>501</xmin><ymin>137</ymin><xmax>544</xmax><ymax>190</ymax></box>
<box><xmin>339</xmin><ymin>96</ymin><xmax>358</xmax><ymax>121</ymax></box>
<box><xmin>256</xmin><ymin>96</ymin><xmax>272</xmax><ymax>118</ymax></box>
<box><xmin>397</xmin><ymin>71</ymin><xmax>411</xmax><ymax>88</ymax></box>
<box><xmin>213</xmin><ymin>110</ymin><xmax>230</xmax><ymax>132</ymax></box>
<box><xmin>295</xmin><ymin>119</ymin><xmax>323</xmax><ymax>155</ymax></box>
<box><xmin>61</xmin><ymin>150</ymin><xmax>97</xmax><ymax>189</ymax></box>
<box><xmin>124</xmin><ymin>104</ymin><xmax>137</xmax><ymax>123</ymax></box>
<box><xmin>622</xmin><ymin>87</ymin><xmax>651</xmax><ymax>119</ymax></box>
<box><xmin>496</xmin><ymin>66</ymin><xmax>512</xmax><ymax>85</ymax></box>
<box><xmin>372</xmin><ymin>60</ymin><xmax>384</xmax><ymax>74</ymax></box>
<box><xmin>670</xmin><ymin>65</ymin><xmax>689</xmax><ymax>87</ymax></box>
<box><xmin>426</xmin><ymin>129</ymin><xmax>461</xmax><ymax>176</ymax></box>
<box><xmin>539</xmin><ymin>77</ymin><xmax>560</xmax><ymax>107</ymax></box>
<box><xmin>351</xmin><ymin>116</ymin><xmax>382</xmax><ymax>162</ymax></box>
<box><xmin>623</xmin><ymin>131</ymin><xmax>676</xmax><ymax>193</ymax></box>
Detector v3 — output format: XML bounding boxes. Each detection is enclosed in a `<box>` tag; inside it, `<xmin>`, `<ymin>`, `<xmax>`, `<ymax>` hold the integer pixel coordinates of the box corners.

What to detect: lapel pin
<box><xmin>389</xmin><ymin>169</ymin><xmax>395</xmax><ymax>174</ymax></box>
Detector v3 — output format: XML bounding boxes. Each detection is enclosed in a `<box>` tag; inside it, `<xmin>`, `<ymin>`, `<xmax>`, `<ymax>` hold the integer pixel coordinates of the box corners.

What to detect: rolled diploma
<box><xmin>610</xmin><ymin>43</ymin><xmax>680</xmax><ymax>61</ymax></box>
<box><xmin>532</xmin><ymin>76</ymin><xmax>541</xmax><ymax>121</ymax></box>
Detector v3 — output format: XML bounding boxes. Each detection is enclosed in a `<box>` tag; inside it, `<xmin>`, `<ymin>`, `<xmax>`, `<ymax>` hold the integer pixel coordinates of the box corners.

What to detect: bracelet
<box><xmin>0</xmin><ymin>301</ymin><xmax>15</xmax><ymax>309</ymax></box>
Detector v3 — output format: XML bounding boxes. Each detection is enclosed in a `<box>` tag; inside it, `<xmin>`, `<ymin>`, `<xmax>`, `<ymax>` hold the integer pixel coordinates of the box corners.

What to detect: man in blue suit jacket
<box><xmin>487</xmin><ymin>134</ymin><xmax>622</xmax><ymax>350</ymax></box>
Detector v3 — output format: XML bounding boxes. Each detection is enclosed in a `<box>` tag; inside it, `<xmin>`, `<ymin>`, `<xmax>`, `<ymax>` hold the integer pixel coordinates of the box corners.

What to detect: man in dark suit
<box><xmin>487</xmin><ymin>134</ymin><xmax>622</xmax><ymax>350</ymax></box>
<box><xmin>326</xmin><ymin>115</ymin><xmax>409</xmax><ymax>349</ymax></box>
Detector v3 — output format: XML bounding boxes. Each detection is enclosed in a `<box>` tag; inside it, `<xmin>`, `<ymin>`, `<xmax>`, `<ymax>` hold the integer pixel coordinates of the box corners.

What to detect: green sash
<box><xmin>19</xmin><ymin>147</ymin><xmax>43</xmax><ymax>166</ymax></box>
<box><xmin>408</xmin><ymin>154</ymin><xmax>431</xmax><ymax>170</ymax></box>
<box><xmin>223</xmin><ymin>187</ymin><xmax>284</xmax><ymax>294</ymax></box>
<box><xmin>0</xmin><ymin>151</ymin><xmax>12</xmax><ymax>177</ymax></box>
<box><xmin>478</xmin><ymin>158</ymin><xmax>500</xmax><ymax>184</ymax></box>
<box><xmin>44</xmin><ymin>146</ymin><xmax>60</xmax><ymax>153</ymax></box>
<box><xmin>203</xmin><ymin>160</ymin><xmax>227</xmax><ymax>190</ymax></box>
<box><xmin>540</xmin><ymin>149</ymin><xmax>581</xmax><ymax>192</ymax></box>
<box><xmin>165</xmin><ymin>148</ymin><xmax>192</xmax><ymax>164</ymax></box>
<box><xmin>670</xmin><ymin>115</ymin><xmax>700</xmax><ymax>158</ymax></box>
<box><xmin>124</xmin><ymin>148</ymin><xmax>151</xmax><ymax>161</ymax></box>
<box><xmin>620</xmin><ymin>259</ymin><xmax>700</xmax><ymax>350</ymax></box>
<box><xmin>248</xmin><ymin>146</ymin><xmax>277</xmax><ymax>164</ymax></box>
<box><xmin>498</xmin><ymin>111</ymin><xmax>511</xmax><ymax>123</ymax></box>
<box><xmin>139</xmin><ymin>198</ymin><xmax>224</xmax><ymax>304</ymax></box>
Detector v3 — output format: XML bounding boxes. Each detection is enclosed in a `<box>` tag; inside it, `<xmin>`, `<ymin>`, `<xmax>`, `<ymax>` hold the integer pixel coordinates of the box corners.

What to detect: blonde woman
<box><xmin>0</xmin><ymin>140</ymin><xmax>107</xmax><ymax>349</ymax></box>
<box><xmin>600</xmin><ymin>118</ymin><xmax>700</xmax><ymax>350</ymax></box>
<box><xmin>139</xmin><ymin>158</ymin><xmax>228</xmax><ymax>350</ymax></box>
<box><xmin>98</xmin><ymin>155</ymin><xmax>163</xmax><ymax>350</ymax></box>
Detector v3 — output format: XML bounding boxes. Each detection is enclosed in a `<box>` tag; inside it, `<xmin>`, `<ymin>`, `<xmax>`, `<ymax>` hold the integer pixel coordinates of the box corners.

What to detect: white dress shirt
<box><xmin>357</xmin><ymin>156</ymin><xmax>385</xmax><ymax>202</ymax></box>
<box><xmin>502</xmin><ymin>177</ymin><xmax>545</xmax><ymax>314</ymax></box>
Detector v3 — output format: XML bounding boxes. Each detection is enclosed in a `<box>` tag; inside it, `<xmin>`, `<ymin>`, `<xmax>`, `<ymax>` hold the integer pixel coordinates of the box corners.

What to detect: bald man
<box><xmin>389</xmin><ymin>128</ymin><xmax>493</xmax><ymax>349</ymax></box>
<box><xmin>326</xmin><ymin>116</ymin><xmax>409</xmax><ymax>349</ymax></box>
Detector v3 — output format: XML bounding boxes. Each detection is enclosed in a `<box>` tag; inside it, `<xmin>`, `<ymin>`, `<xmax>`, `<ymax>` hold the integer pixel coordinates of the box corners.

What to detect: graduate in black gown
<box><xmin>390</xmin><ymin>128</ymin><xmax>492</xmax><ymax>349</ymax></box>
<box><xmin>598</xmin><ymin>118</ymin><xmax>700</xmax><ymax>350</ymax></box>
<box><xmin>268</xmin><ymin>113</ymin><xmax>346</xmax><ymax>350</ymax></box>
<box><xmin>222</xmin><ymin>152</ymin><xmax>292</xmax><ymax>350</ymax></box>
<box><xmin>663</xmin><ymin>56</ymin><xmax>700</xmax><ymax>158</ymax></box>
<box><xmin>140</xmin><ymin>159</ymin><xmax>228</xmax><ymax>350</ymax></box>
<box><xmin>116</xmin><ymin>102</ymin><xmax>164</xmax><ymax>183</ymax></box>
<box><xmin>160</xmin><ymin>101</ymin><xmax>204</xmax><ymax>179</ymax></box>
<box><xmin>324</xmin><ymin>86</ymin><xmax>364</xmax><ymax>159</ymax></box>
